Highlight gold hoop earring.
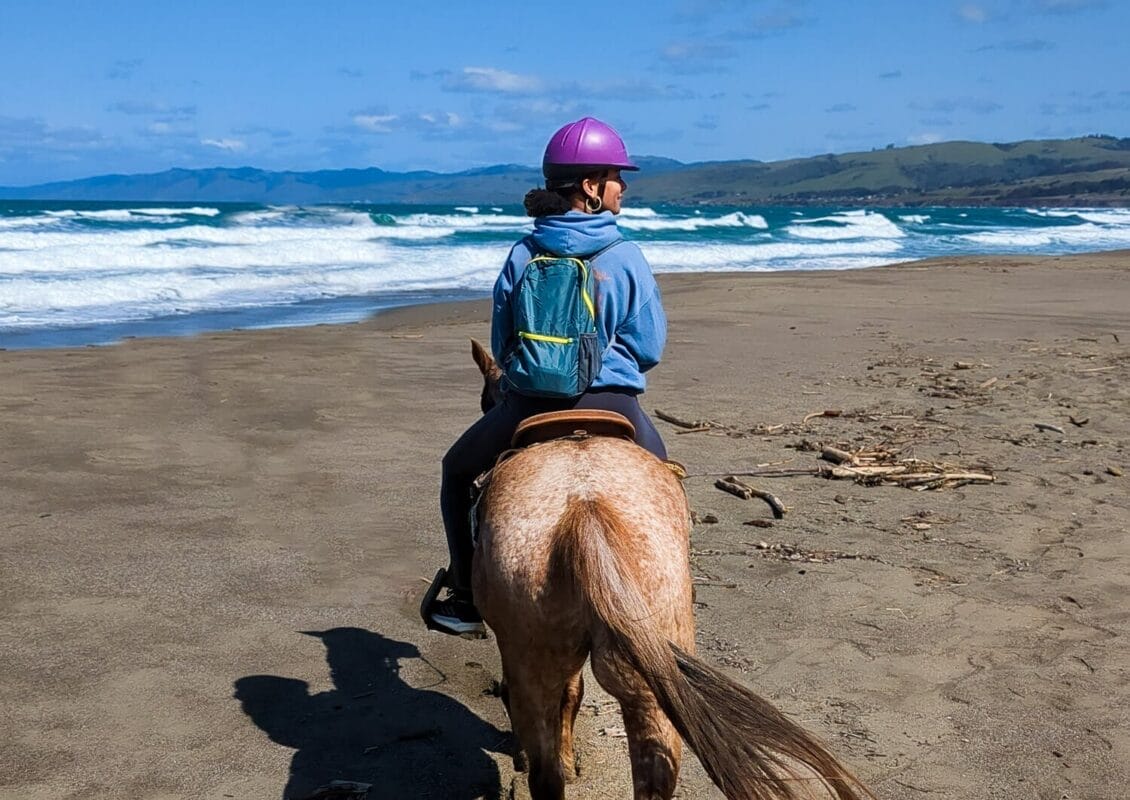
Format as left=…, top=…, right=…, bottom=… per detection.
left=585, top=195, right=603, bottom=213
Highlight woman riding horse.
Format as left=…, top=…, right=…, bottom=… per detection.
left=426, top=117, right=669, bottom=636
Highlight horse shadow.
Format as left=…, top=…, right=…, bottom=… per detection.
left=234, top=627, right=508, bottom=799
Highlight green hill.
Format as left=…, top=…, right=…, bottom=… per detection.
left=2, top=135, right=1127, bottom=206
left=631, top=136, right=1130, bottom=206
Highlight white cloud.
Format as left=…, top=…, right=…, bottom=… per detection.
left=502, top=99, right=580, bottom=117
left=0, top=115, right=105, bottom=152
left=353, top=113, right=399, bottom=133
left=958, top=3, right=988, bottom=22
left=201, top=137, right=246, bottom=151
left=908, top=132, right=945, bottom=145
left=661, top=40, right=735, bottom=62
left=109, top=101, right=196, bottom=119
left=445, top=67, right=543, bottom=94
left=416, top=112, right=463, bottom=129
left=107, top=58, right=143, bottom=80
left=910, top=97, right=1003, bottom=114
left=1037, top=0, right=1105, bottom=14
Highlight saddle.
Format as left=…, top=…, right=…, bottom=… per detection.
left=420, top=410, right=638, bottom=637
left=510, top=409, right=636, bottom=449
left=421, top=409, right=688, bottom=635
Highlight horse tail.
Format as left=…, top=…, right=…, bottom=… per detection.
left=555, top=496, right=874, bottom=800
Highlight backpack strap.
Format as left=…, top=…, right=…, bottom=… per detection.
left=586, top=238, right=624, bottom=261
left=523, top=236, right=624, bottom=261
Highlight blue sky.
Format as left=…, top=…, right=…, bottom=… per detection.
left=1, top=0, right=1126, bottom=185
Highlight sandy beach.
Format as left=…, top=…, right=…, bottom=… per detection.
left=2, top=250, right=1128, bottom=800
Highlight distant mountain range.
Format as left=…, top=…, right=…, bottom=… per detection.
left=3, top=136, right=1128, bottom=206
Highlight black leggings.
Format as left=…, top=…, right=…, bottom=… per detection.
left=440, top=389, right=667, bottom=593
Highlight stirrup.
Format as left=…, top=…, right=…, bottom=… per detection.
left=420, top=568, right=488, bottom=639
left=420, top=568, right=449, bottom=631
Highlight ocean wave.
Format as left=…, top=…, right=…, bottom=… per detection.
left=0, top=243, right=505, bottom=328
left=618, top=211, right=768, bottom=232
left=396, top=211, right=531, bottom=229
left=960, top=223, right=1130, bottom=248
left=787, top=210, right=905, bottom=240
left=3, top=201, right=1125, bottom=339
left=1074, top=210, right=1130, bottom=225
left=0, top=215, right=64, bottom=229
left=42, top=207, right=219, bottom=223
left=0, top=223, right=397, bottom=272
left=228, top=208, right=293, bottom=225
left=132, top=207, right=221, bottom=217
left=45, top=209, right=181, bottom=223
left=1028, top=208, right=1130, bottom=225
left=643, top=238, right=903, bottom=271
left=618, top=207, right=662, bottom=219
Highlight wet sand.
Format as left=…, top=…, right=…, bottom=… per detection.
left=2, top=250, right=1128, bottom=799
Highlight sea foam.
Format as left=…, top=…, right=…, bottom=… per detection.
left=787, top=210, right=905, bottom=240
left=3, top=201, right=1127, bottom=344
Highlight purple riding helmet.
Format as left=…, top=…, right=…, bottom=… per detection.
left=542, top=117, right=639, bottom=185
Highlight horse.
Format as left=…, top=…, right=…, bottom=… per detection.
left=466, top=340, right=874, bottom=800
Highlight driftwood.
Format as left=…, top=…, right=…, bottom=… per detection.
left=654, top=409, right=718, bottom=429
left=714, top=476, right=787, bottom=518
left=819, top=463, right=994, bottom=490
left=820, top=446, right=857, bottom=465
left=655, top=407, right=882, bottom=439
left=688, top=468, right=817, bottom=479
left=1034, top=422, right=1066, bottom=435
left=747, top=540, right=883, bottom=565
left=802, top=409, right=843, bottom=425
left=698, top=445, right=995, bottom=493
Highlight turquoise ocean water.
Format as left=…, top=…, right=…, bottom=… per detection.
left=1, top=201, right=1128, bottom=349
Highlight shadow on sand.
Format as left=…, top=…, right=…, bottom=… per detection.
left=235, top=627, right=507, bottom=799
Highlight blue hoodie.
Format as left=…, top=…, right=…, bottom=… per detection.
left=491, top=211, right=666, bottom=393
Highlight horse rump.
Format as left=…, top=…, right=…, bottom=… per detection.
left=556, top=496, right=874, bottom=800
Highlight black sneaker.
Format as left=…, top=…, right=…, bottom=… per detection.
left=427, top=593, right=487, bottom=638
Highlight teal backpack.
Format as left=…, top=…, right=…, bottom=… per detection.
left=502, top=238, right=622, bottom=398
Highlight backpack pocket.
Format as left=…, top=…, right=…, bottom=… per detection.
left=507, top=331, right=589, bottom=398
left=578, top=332, right=602, bottom=393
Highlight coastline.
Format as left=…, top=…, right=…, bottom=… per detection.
left=2, top=250, right=1128, bottom=799
left=6, top=201, right=1130, bottom=352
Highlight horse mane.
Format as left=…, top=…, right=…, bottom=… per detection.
left=553, top=495, right=874, bottom=800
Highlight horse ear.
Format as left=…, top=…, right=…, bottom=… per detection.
left=470, top=338, right=495, bottom=376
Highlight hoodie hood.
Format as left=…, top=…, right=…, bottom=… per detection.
left=531, top=211, right=621, bottom=257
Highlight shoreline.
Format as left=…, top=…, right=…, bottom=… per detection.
left=2, top=249, right=1128, bottom=798
left=5, top=248, right=1129, bottom=353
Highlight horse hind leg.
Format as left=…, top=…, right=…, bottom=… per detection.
left=497, top=675, right=529, bottom=773
left=498, top=667, right=581, bottom=778
left=559, top=670, right=584, bottom=781
left=620, top=696, right=682, bottom=800
left=506, top=677, right=567, bottom=800
left=592, top=650, right=682, bottom=800
left=499, top=645, right=586, bottom=800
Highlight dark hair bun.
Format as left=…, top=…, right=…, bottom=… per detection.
left=523, top=188, right=572, bottom=218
